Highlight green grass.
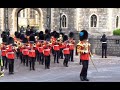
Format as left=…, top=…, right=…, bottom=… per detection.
left=113, top=29, right=120, bottom=36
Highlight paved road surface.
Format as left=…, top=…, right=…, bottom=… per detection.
left=0, top=54, right=120, bottom=82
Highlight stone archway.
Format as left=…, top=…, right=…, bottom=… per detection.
left=11, top=8, right=44, bottom=35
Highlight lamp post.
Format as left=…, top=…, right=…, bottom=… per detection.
left=4, top=8, right=9, bottom=32
left=59, top=9, right=62, bottom=33
left=47, top=8, right=51, bottom=32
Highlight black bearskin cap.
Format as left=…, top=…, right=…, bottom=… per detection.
left=39, top=31, right=44, bottom=35
left=22, top=37, right=28, bottom=43
left=14, top=31, right=19, bottom=38
left=79, top=30, right=88, bottom=41
left=45, top=29, right=49, bottom=34
left=29, top=34, right=35, bottom=42
left=8, top=37, right=14, bottom=45
left=2, top=35, right=8, bottom=43
left=16, top=33, right=21, bottom=39
left=39, top=34, right=44, bottom=40
left=54, top=32, right=59, bottom=38
left=63, top=35, right=68, bottom=42
left=69, top=32, right=74, bottom=38
left=20, top=34, right=25, bottom=40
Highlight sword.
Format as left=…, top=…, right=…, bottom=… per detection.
left=90, top=57, right=98, bottom=72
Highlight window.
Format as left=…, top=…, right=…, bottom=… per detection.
left=116, top=16, right=119, bottom=28
left=18, top=12, right=20, bottom=17
left=23, top=9, right=25, bottom=17
left=91, top=14, right=97, bottom=27
left=30, top=9, right=35, bottom=19
left=61, top=15, right=67, bottom=28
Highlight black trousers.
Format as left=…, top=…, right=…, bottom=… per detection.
left=2, top=56, right=8, bottom=69
left=20, top=52, right=23, bottom=63
left=69, top=50, right=74, bottom=61
left=16, top=48, right=20, bottom=59
left=44, top=55, right=50, bottom=69
left=59, top=48, right=63, bottom=59
left=52, top=48, right=54, bottom=56
left=54, top=50, right=59, bottom=63
left=8, top=59, right=14, bottom=73
left=23, top=55, right=28, bottom=66
left=29, top=57, right=35, bottom=70
left=63, top=54, right=69, bottom=67
left=36, top=50, right=39, bottom=62
left=39, top=53, right=44, bottom=64
left=102, top=43, right=107, bottom=58
left=80, top=60, right=89, bottom=79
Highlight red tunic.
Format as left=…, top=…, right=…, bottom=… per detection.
left=68, top=43, right=74, bottom=50
left=43, top=49, right=50, bottom=56
left=77, top=41, right=90, bottom=61
left=63, top=48, right=70, bottom=55
left=6, top=52, right=15, bottom=59
left=22, top=49, right=29, bottom=55
left=1, top=49, right=7, bottom=56
left=53, top=45, right=60, bottom=51
left=38, top=47, right=44, bottom=53
left=28, top=49, right=36, bottom=57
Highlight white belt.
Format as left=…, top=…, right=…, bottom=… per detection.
left=102, top=42, right=107, bottom=43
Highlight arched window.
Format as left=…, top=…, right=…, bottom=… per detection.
left=30, top=9, right=35, bottom=19
left=116, top=16, right=119, bottom=28
left=23, top=9, right=25, bottom=17
left=61, top=15, right=67, bottom=28
left=91, top=14, right=97, bottom=27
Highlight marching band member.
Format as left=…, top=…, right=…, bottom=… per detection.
left=53, top=40, right=60, bottom=63
left=76, top=30, right=91, bottom=81
left=6, top=44, right=15, bottom=74
left=58, top=33, right=64, bottom=59
left=28, top=34, right=36, bottom=70
left=37, top=41, right=44, bottom=65
left=68, top=32, right=75, bottom=62
left=1, top=43, right=7, bottom=69
left=43, top=42, right=51, bottom=69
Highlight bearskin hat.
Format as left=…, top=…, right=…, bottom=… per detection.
left=79, top=30, right=88, bottom=41
left=69, top=32, right=74, bottom=38
left=14, top=31, right=19, bottom=38
left=16, top=33, right=21, bottom=39
left=63, top=35, right=68, bottom=42
left=2, top=35, right=8, bottom=43
left=20, top=34, right=25, bottom=40
left=54, top=32, right=59, bottom=39
left=22, top=37, right=28, bottom=43
left=45, top=29, right=49, bottom=34
left=8, top=37, right=14, bottom=45
left=29, top=34, right=35, bottom=42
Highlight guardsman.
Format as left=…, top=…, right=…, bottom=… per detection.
left=68, top=32, right=75, bottom=62
left=37, top=40, right=44, bottom=65
left=28, top=42, right=36, bottom=71
left=6, top=44, right=15, bottom=74
left=53, top=41, right=60, bottom=63
left=0, top=44, right=4, bottom=77
left=76, top=30, right=91, bottom=81
left=1, top=43, right=7, bottom=69
left=58, top=33, right=64, bottom=59
left=43, top=41, right=51, bottom=69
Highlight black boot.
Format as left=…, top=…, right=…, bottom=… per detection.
left=83, top=77, right=89, bottom=81
left=80, top=76, right=84, bottom=81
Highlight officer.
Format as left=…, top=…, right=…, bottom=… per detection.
left=100, top=34, right=107, bottom=58
left=76, top=30, right=91, bottom=81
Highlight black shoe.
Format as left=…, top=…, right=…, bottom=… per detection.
left=45, top=66, right=47, bottom=69
left=57, top=62, right=59, bottom=63
left=33, top=68, right=35, bottom=71
left=47, top=67, right=50, bottom=69
left=66, top=65, right=68, bottom=67
left=84, top=77, right=89, bottom=81
left=80, top=76, right=84, bottom=81
left=105, top=57, right=107, bottom=58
